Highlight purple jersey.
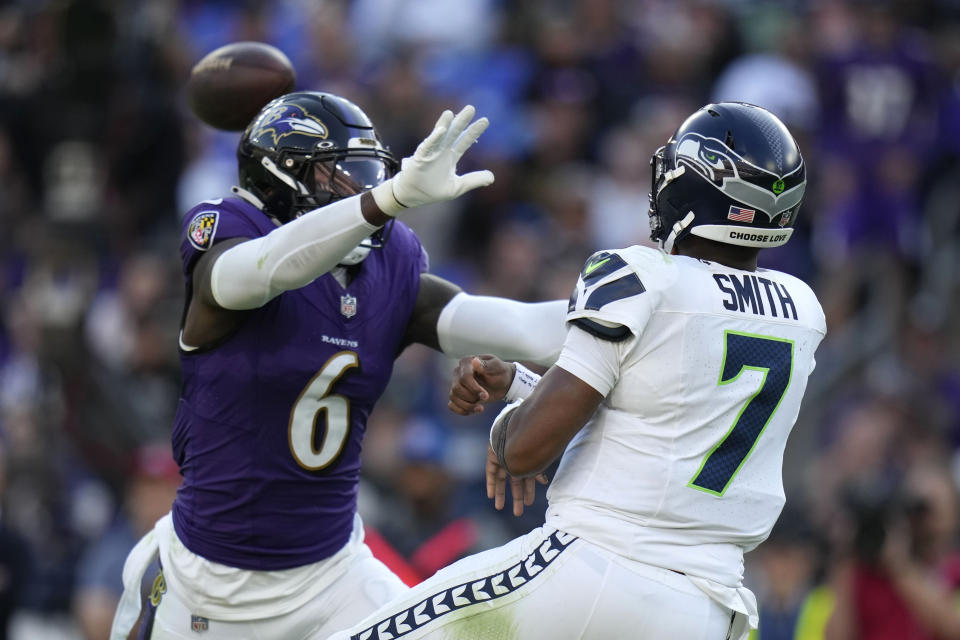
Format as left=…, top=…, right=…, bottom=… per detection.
left=171, top=197, right=427, bottom=570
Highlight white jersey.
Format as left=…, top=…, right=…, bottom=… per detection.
left=546, top=245, right=825, bottom=589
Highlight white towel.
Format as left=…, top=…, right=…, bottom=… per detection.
left=109, top=524, right=160, bottom=640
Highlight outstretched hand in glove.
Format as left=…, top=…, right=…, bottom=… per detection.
left=371, top=105, right=494, bottom=216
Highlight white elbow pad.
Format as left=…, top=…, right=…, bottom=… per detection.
left=436, top=293, right=567, bottom=366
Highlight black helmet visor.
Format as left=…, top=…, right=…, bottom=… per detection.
left=309, top=156, right=392, bottom=200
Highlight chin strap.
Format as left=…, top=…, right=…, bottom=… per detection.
left=231, top=185, right=266, bottom=210
left=651, top=163, right=688, bottom=250
left=661, top=211, right=696, bottom=254
left=338, top=244, right=371, bottom=266
left=657, top=165, right=686, bottom=196
left=261, top=156, right=311, bottom=195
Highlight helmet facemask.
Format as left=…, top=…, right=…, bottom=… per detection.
left=253, top=146, right=397, bottom=266
left=264, top=147, right=396, bottom=221
left=308, top=150, right=396, bottom=266
left=647, top=145, right=666, bottom=244
left=648, top=141, right=695, bottom=253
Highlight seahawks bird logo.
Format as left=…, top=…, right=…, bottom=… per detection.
left=675, top=132, right=804, bottom=221
left=249, top=104, right=329, bottom=147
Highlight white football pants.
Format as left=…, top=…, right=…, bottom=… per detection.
left=111, top=518, right=407, bottom=640
left=325, top=525, right=747, bottom=640
left=147, top=550, right=406, bottom=640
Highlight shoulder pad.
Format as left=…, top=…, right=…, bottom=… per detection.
left=567, top=246, right=672, bottom=339
left=179, top=198, right=268, bottom=276
left=181, top=198, right=268, bottom=249
left=570, top=317, right=632, bottom=342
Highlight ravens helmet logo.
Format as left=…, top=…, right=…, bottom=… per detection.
left=249, top=104, right=329, bottom=147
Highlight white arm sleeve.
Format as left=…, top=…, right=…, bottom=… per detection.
left=436, top=293, right=568, bottom=366
left=209, top=195, right=378, bottom=310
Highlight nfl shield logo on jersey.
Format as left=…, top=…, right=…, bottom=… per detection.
left=340, top=294, right=357, bottom=318
left=190, top=615, right=209, bottom=633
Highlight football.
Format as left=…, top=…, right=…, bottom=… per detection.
left=187, top=41, right=296, bottom=131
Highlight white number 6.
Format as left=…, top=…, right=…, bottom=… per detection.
left=288, top=351, right=359, bottom=471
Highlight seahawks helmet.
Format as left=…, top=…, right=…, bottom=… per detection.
left=236, top=91, right=398, bottom=263
left=648, top=102, right=805, bottom=253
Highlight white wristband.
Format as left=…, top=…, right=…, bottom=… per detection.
left=504, top=363, right=540, bottom=403
left=370, top=179, right=406, bottom=217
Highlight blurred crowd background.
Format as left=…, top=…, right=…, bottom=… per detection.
left=0, top=0, right=959, bottom=638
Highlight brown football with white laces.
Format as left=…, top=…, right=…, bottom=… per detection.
left=187, top=41, right=296, bottom=131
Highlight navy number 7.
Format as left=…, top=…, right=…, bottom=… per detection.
left=689, top=331, right=794, bottom=496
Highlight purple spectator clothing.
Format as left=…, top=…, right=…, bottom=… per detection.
left=813, top=32, right=936, bottom=255
left=815, top=32, right=937, bottom=151
left=171, top=197, right=427, bottom=570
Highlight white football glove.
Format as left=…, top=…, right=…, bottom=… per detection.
left=371, top=105, right=495, bottom=216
